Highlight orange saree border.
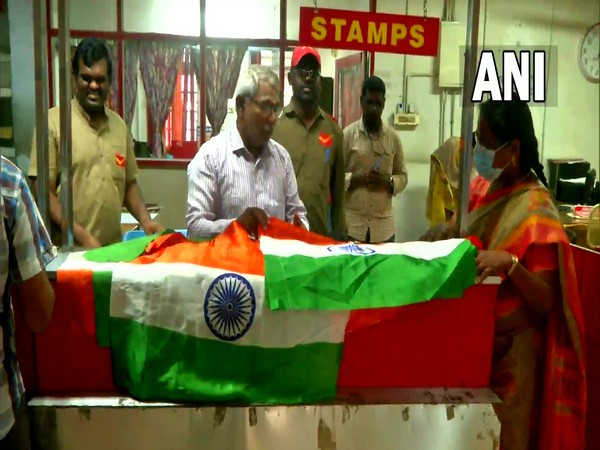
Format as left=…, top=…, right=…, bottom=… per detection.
left=469, top=177, right=587, bottom=450
left=537, top=241, right=587, bottom=450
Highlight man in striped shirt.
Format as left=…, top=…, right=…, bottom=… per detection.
left=1, top=157, right=56, bottom=448
left=186, top=66, right=308, bottom=240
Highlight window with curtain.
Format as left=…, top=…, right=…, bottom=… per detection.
left=163, top=47, right=199, bottom=157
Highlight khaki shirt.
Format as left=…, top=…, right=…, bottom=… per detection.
left=343, top=119, right=407, bottom=243
left=29, top=99, right=139, bottom=246
left=272, top=104, right=345, bottom=239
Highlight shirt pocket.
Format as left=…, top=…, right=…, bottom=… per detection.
left=69, top=133, right=96, bottom=173
left=109, top=145, right=127, bottom=189
left=265, top=179, right=286, bottom=216
left=319, top=146, right=333, bottom=189
left=347, top=145, right=362, bottom=167
left=262, top=159, right=287, bottom=213
left=372, top=142, right=394, bottom=175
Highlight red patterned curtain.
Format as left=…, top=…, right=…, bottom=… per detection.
left=105, top=41, right=119, bottom=113
left=139, top=41, right=183, bottom=157
left=123, top=40, right=139, bottom=128
left=192, top=45, right=246, bottom=136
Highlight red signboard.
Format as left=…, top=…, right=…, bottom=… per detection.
left=299, top=7, right=440, bottom=57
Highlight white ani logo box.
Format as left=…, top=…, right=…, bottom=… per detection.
left=471, top=50, right=547, bottom=102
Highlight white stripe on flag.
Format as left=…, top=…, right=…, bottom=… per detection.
left=109, top=263, right=349, bottom=349
left=260, top=236, right=469, bottom=260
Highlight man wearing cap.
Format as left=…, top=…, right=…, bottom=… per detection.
left=272, top=47, right=346, bottom=240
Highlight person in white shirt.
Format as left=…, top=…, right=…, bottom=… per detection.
left=186, top=65, right=308, bottom=240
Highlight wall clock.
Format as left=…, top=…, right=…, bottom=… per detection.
left=579, top=22, right=599, bottom=83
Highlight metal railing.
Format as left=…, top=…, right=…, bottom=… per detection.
left=32, top=0, right=49, bottom=229
left=57, top=0, right=74, bottom=250
left=33, top=0, right=73, bottom=250
left=456, top=0, right=482, bottom=236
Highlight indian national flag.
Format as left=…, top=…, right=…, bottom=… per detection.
left=261, top=235, right=476, bottom=311
left=57, top=218, right=477, bottom=405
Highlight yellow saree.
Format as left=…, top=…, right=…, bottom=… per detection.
left=426, top=136, right=477, bottom=227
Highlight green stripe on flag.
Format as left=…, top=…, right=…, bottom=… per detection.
left=83, top=230, right=212, bottom=263
left=265, top=240, right=477, bottom=310
left=84, top=234, right=160, bottom=263
left=109, top=318, right=343, bottom=404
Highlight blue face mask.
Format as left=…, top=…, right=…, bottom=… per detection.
left=473, top=142, right=507, bottom=181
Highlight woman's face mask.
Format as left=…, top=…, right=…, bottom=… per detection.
left=473, top=141, right=508, bottom=181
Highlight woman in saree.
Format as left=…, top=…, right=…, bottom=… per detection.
left=423, top=98, right=586, bottom=450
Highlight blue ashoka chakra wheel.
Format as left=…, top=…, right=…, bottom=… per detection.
left=204, top=273, right=256, bottom=342
left=327, top=242, right=376, bottom=255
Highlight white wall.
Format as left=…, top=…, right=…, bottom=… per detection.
left=50, top=0, right=117, bottom=31
left=124, top=0, right=200, bottom=36
left=7, top=0, right=36, bottom=168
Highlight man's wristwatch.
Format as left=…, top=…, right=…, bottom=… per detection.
left=389, top=176, right=394, bottom=193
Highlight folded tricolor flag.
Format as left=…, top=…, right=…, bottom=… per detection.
left=57, top=218, right=477, bottom=405
left=262, top=235, right=477, bottom=311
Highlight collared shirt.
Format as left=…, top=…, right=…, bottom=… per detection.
left=0, top=157, right=56, bottom=440
left=28, top=99, right=139, bottom=246
left=271, top=104, right=345, bottom=239
left=343, top=119, right=408, bottom=243
left=186, top=127, right=309, bottom=240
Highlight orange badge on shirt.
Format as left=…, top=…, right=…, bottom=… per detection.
left=318, top=132, right=333, bottom=147
left=115, top=152, right=126, bottom=168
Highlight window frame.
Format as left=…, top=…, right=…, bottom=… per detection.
left=45, top=0, right=377, bottom=167
left=163, top=47, right=199, bottom=153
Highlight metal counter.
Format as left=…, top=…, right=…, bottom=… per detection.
left=28, top=388, right=500, bottom=450
left=45, top=250, right=81, bottom=280
left=38, top=252, right=502, bottom=449
left=41, top=230, right=502, bottom=449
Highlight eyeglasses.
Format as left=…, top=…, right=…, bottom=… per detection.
left=248, top=98, right=282, bottom=117
left=293, top=68, right=321, bottom=80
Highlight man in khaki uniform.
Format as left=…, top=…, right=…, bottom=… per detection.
left=344, top=76, right=407, bottom=244
left=29, top=37, right=161, bottom=248
left=271, top=47, right=345, bottom=240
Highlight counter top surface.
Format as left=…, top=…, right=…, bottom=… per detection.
left=29, top=388, right=500, bottom=408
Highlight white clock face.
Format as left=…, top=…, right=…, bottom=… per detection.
left=579, top=23, right=600, bottom=82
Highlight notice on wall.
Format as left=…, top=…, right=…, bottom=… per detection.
left=299, top=8, right=440, bottom=57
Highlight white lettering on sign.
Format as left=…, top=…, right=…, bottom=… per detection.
left=471, top=50, right=546, bottom=102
